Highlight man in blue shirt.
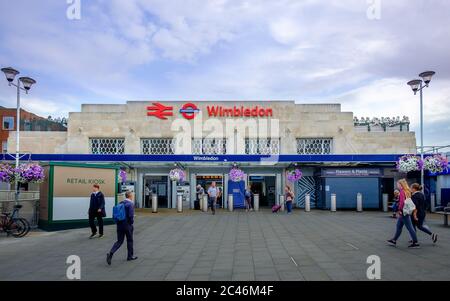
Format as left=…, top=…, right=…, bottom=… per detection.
left=107, top=191, right=137, bottom=265
left=207, top=182, right=218, bottom=215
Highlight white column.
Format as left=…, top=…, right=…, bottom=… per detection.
left=330, top=193, right=337, bottom=212
left=382, top=194, right=389, bottom=212
left=228, top=194, right=234, bottom=212
left=357, top=193, right=363, bottom=212
left=305, top=193, right=311, bottom=212
left=254, top=194, right=260, bottom=211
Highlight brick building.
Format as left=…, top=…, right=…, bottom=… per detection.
left=0, top=106, right=66, bottom=153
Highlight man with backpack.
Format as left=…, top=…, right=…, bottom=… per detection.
left=88, top=184, right=106, bottom=239
left=107, top=190, right=137, bottom=265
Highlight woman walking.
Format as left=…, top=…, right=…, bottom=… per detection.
left=387, top=179, right=420, bottom=248
left=411, top=183, right=438, bottom=243
left=245, top=185, right=253, bottom=212
left=285, top=185, right=294, bottom=214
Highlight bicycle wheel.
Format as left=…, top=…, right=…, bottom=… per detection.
left=17, top=218, right=31, bottom=237
left=10, top=218, right=28, bottom=238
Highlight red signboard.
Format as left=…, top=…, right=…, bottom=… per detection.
left=147, top=103, right=173, bottom=120
left=147, top=102, right=273, bottom=120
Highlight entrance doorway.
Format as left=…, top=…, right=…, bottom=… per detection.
left=248, top=175, right=276, bottom=207
left=196, top=175, right=224, bottom=208
left=381, top=177, right=395, bottom=207
left=143, top=175, right=169, bottom=208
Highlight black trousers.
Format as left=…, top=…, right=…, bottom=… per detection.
left=89, top=212, right=104, bottom=235
left=145, top=195, right=150, bottom=208
left=110, top=224, right=134, bottom=259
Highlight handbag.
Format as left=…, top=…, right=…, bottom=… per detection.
left=402, top=198, right=416, bottom=216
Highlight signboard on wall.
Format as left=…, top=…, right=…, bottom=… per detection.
left=51, top=165, right=117, bottom=221
left=321, top=168, right=383, bottom=177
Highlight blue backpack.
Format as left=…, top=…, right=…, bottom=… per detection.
left=112, top=202, right=126, bottom=223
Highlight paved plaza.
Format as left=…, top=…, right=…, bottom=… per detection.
left=0, top=209, right=449, bottom=281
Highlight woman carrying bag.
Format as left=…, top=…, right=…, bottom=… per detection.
left=387, top=179, right=420, bottom=248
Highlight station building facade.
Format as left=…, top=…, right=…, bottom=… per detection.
left=6, top=101, right=417, bottom=210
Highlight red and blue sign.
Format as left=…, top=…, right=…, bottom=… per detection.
left=179, top=103, right=200, bottom=120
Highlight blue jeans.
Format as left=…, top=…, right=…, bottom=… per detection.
left=393, top=215, right=418, bottom=243
left=286, top=201, right=293, bottom=213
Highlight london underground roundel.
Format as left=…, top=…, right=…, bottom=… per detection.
left=179, top=103, right=200, bottom=120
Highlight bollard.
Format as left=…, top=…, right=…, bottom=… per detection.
left=152, top=194, right=158, bottom=213
left=253, top=194, right=259, bottom=211
left=199, top=195, right=203, bottom=211
left=177, top=194, right=183, bottom=213
left=305, top=193, right=311, bottom=212
left=382, top=193, right=388, bottom=212
left=202, top=195, right=208, bottom=212
left=431, top=193, right=436, bottom=213
left=279, top=195, right=285, bottom=212
left=228, top=194, right=234, bottom=212
left=330, top=193, right=337, bottom=212
left=356, top=193, right=363, bottom=212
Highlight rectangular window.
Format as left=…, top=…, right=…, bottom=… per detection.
left=192, top=138, right=227, bottom=155
left=2, top=116, right=14, bottom=130
left=296, top=138, right=333, bottom=154
left=2, top=141, right=7, bottom=153
left=89, top=138, right=125, bottom=154
left=245, top=138, right=280, bottom=155
left=141, top=138, right=174, bottom=155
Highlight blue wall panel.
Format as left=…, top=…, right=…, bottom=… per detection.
left=323, top=178, right=380, bottom=209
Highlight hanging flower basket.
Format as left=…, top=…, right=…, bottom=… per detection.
left=229, top=168, right=246, bottom=182
left=396, top=155, right=423, bottom=173
left=424, top=154, right=449, bottom=173
left=286, top=168, right=303, bottom=183
left=118, top=169, right=127, bottom=183
left=0, top=163, right=17, bottom=183
left=169, top=168, right=186, bottom=182
left=17, top=163, right=45, bottom=183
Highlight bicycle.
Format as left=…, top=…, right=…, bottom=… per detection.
left=0, top=204, right=31, bottom=238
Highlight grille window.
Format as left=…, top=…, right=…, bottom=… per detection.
left=296, top=138, right=332, bottom=154
left=141, top=138, right=174, bottom=155
left=245, top=138, right=280, bottom=155
left=89, top=138, right=125, bottom=154
left=192, top=138, right=227, bottom=155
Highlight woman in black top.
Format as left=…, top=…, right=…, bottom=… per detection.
left=411, top=183, right=438, bottom=244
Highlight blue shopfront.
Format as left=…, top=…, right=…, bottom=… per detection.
left=317, top=168, right=384, bottom=210
left=2, top=153, right=412, bottom=211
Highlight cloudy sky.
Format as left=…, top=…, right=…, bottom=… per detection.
left=0, top=0, right=449, bottom=147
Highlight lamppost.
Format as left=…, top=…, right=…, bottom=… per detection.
left=407, top=71, right=435, bottom=191
left=1, top=67, right=37, bottom=204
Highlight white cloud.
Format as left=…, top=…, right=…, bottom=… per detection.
left=0, top=0, right=449, bottom=145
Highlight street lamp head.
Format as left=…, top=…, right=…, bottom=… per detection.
left=419, top=71, right=435, bottom=85
left=407, top=79, right=422, bottom=95
left=19, top=76, right=36, bottom=91
left=1, top=67, right=20, bottom=83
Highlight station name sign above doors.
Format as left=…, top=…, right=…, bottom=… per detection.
left=321, top=168, right=384, bottom=177
left=147, top=102, right=273, bottom=120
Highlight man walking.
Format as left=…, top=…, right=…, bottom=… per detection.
left=107, top=190, right=137, bottom=265
left=88, top=184, right=106, bottom=239
left=207, top=181, right=218, bottom=215
left=144, top=183, right=151, bottom=208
